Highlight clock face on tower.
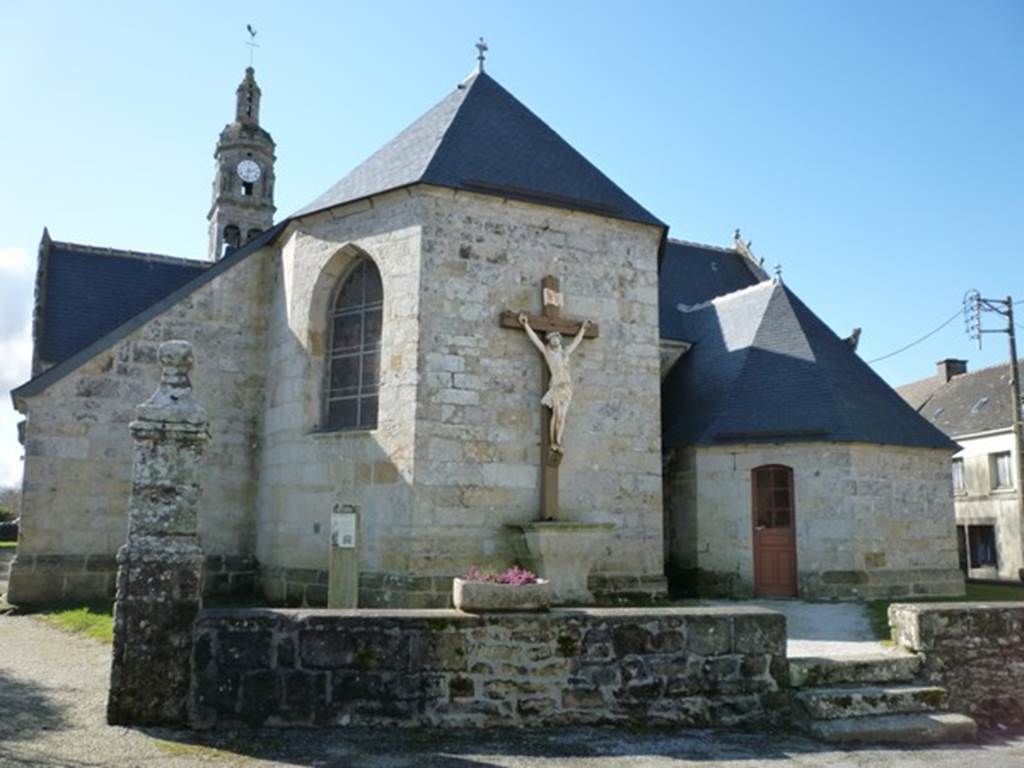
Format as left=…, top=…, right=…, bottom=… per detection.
left=236, top=159, right=262, bottom=183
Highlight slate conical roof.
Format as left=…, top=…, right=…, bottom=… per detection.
left=661, top=279, right=957, bottom=450
left=296, top=72, right=664, bottom=228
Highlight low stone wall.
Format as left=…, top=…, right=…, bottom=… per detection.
left=191, top=606, right=787, bottom=728
left=889, top=602, right=1024, bottom=727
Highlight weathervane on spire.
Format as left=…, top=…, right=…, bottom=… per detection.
left=475, top=37, right=488, bottom=73
left=246, top=24, right=259, bottom=67
left=773, top=262, right=783, bottom=281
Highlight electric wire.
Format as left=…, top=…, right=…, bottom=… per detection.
left=867, top=307, right=964, bottom=364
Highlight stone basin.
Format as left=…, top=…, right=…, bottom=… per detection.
left=507, top=521, right=615, bottom=605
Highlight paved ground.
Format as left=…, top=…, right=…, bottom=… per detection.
left=707, top=599, right=889, bottom=658
left=2, top=614, right=1024, bottom=767
left=740, top=600, right=891, bottom=658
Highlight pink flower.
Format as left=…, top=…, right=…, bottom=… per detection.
left=463, top=565, right=538, bottom=585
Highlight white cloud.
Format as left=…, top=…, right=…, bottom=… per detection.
left=0, top=246, right=35, bottom=488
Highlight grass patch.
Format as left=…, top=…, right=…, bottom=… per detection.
left=34, top=601, right=114, bottom=643
left=0, top=541, right=17, bottom=548
left=153, top=739, right=248, bottom=763
left=867, top=581, right=1024, bottom=640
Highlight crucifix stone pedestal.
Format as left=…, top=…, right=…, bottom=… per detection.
left=501, top=275, right=614, bottom=605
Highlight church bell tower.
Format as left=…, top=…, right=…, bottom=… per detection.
left=207, top=67, right=276, bottom=261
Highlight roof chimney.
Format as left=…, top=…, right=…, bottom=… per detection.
left=937, top=358, right=968, bottom=382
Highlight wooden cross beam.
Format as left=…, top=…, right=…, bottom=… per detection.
left=500, top=275, right=599, bottom=521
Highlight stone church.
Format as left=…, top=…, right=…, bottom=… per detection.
left=7, top=59, right=964, bottom=606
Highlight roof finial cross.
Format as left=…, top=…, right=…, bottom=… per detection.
left=245, top=24, right=259, bottom=68
left=773, top=262, right=783, bottom=281
left=475, top=37, right=488, bottom=73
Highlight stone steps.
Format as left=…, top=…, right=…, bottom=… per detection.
left=789, top=651, right=920, bottom=688
left=795, top=684, right=947, bottom=720
left=806, top=712, right=977, bottom=745
left=790, top=652, right=976, bottom=745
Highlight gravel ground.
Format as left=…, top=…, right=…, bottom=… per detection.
left=2, top=613, right=1024, bottom=768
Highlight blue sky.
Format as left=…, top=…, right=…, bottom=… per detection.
left=0, top=1, right=1021, bottom=486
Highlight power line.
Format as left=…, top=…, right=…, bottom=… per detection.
left=867, top=307, right=963, bottom=364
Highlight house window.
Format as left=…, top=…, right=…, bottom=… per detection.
left=324, top=258, right=382, bottom=431
left=951, top=458, right=965, bottom=494
left=991, top=451, right=1014, bottom=490
left=967, top=524, right=998, bottom=568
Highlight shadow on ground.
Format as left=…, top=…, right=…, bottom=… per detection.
left=139, top=723, right=1018, bottom=767
left=0, top=668, right=93, bottom=768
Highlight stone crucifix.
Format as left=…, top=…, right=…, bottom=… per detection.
left=500, top=275, right=599, bottom=520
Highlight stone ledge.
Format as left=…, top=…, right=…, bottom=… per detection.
left=199, top=604, right=784, bottom=622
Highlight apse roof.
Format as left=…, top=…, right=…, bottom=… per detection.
left=296, top=72, right=664, bottom=228
left=661, top=279, right=957, bottom=450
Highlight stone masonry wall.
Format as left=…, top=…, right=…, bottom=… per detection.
left=191, top=606, right=787, bottom=728
left=8, top=248, right=273, bottom=604
left=255, top=187, right=666, bottom=607
left=254, top=192, right=423, bottom=606
left=412, top=188, right=666, bottom=598
left=889, top=602, right=1024, bottom=727
left=664, top=442, right=963, bottom=599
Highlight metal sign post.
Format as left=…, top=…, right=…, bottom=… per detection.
left=328, top=504, right=359, bottom=608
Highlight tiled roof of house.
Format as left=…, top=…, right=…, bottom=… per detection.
left=296, top=72, right=665, bottom=229
left=897, top=361, right=1023, bottom=437
left=37, top=238, right=209, bottom=367
left=895, top=375, right=946, bottom=412
left=661, top=279, right=957, bottom=450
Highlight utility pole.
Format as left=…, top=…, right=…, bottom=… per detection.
left=968, top=292, right=1024, bottom=556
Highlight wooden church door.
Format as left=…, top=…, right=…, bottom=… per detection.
left=752, top=465, right=797, bottom=597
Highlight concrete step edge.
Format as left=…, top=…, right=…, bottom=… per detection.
left=807, top=711, right=977, bottom=745
left=796, top=684, right=949, bottom=720
left=788, top=652, right=922, bottom=687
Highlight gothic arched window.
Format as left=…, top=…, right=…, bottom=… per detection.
left=325, top=258, right=382, bottom=431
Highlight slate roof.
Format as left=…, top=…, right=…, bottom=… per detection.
left=897, top=362, right=1023, bottom=437
left=38, top=239, right=209, bottom=367
left=12, top=222, right=287, bottom=404
left=661, top=279, right=957, bottom=450
left=659, top=239, right=764, bottom=338
left=296, top=72, right=664, bottom=228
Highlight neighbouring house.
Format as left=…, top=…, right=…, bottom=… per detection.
left=898, top=358, right=1024, bottom=582
left=6, top=58, right=965, bottom=606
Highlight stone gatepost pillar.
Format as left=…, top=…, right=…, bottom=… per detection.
left=107, top=340, right=210, bottom=725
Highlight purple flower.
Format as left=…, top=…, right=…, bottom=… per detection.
left=463, top=565, right=538, bottom=585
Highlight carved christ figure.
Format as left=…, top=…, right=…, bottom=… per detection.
left=518, top=313, right=591, bottom=454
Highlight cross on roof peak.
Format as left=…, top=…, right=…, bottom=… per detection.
left=475, top=37, right=488, bottom=73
